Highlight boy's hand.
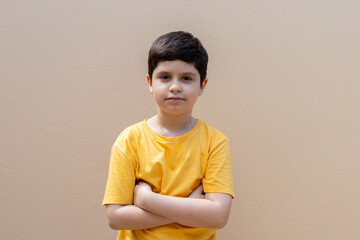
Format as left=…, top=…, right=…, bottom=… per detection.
left=134, top=181, right=152, bottom=208
left=188, top=184, right=205, bottom=199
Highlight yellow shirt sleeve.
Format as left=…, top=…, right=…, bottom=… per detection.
left=102, top=143, right=136, bottom=205
left=202, top=133, right=235, bottom=198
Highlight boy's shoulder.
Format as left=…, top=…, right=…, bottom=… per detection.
left=113, top=120, right=146, bottom=147
left=120, top=120, right=146, bottom=135
left=199, top=120, right=229, bottom=142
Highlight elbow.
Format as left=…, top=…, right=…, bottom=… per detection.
left=107, top=216, right=129, bottom=230
left=108, top=223, right=124, bottom=230
left=107, top=216, right=122, bottom=230
left=106, top=205, right=129, bottom=230
left=203, top=192, right=232, bottom=229
left=210, top=214, right=229, bottom=229
left=210, top=206, right=231, bottom=229
left=108, top=221, right=119, bottom=230
left=216, top=217, right=229, bottom=229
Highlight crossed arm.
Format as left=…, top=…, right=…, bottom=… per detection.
left=106, top=182, right=232, bottom=230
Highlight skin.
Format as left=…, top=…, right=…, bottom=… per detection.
left=133, top=182, right=232, bottom=229
left=106, top=184, right=206, bottom=230
left=106, top=60, right=232, bottom=230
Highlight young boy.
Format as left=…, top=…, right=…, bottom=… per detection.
left=103, top=31, right=235, bottom=240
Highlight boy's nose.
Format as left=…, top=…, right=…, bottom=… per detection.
left=169, top=80, right=182, bottom=93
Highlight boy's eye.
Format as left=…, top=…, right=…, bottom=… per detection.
left=161, top=75, right=169, bottom=80
left=183, top=76, right=192, bottom=81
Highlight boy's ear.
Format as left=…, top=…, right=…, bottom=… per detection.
left=146, top=74, right=153, bottom=93
left=199, top=78, right=208, bottom=96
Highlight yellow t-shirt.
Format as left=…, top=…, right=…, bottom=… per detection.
left=103, top=119, right=235, bottom=240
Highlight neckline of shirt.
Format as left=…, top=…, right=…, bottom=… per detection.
left=143, top=118, right=202, bottom=142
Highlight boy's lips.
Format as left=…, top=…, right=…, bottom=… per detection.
left=166, top=97, right=185, bottom=101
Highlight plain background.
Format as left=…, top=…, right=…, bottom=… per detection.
left=1, top=1, right=360, bottom=239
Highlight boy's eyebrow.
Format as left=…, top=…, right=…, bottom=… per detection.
left=183, top=72, right=197, bottom=76
left=156, top=71, right=197, bottom=76
left=156, top=71, right=170, bottom=75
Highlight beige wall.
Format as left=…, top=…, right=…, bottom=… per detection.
left=1, top=1, right=360, bottom=239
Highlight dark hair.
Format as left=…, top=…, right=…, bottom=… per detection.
left=148, top=31, right=208, bottom=85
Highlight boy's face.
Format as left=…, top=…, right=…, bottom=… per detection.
left=147, top=60, right=207, bottom=117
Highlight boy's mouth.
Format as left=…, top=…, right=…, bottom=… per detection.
left=166, top=97, right=184, bottom=101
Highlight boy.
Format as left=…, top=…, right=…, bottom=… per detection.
left=103, top=31, right=235, bottom=240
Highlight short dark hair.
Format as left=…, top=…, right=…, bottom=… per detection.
left=148, top=31, right=208, bottom=85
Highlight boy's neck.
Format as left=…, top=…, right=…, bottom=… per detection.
left=151, top=112, right=196, bottom=137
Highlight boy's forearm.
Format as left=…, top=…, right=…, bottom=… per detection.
left=135, top=191, right=232, bottom=229
left=106, top=204, right=174, bottom=230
